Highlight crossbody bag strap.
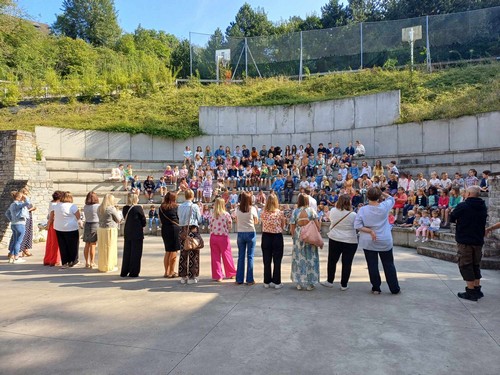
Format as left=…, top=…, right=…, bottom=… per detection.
left=159, top=207, right=180, bottom=226
left=124, top=204, right=136, bottom=225
left=329, top=212, right=351, bottom=231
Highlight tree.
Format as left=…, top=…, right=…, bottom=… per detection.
left=321, top=0, right=349, bottom=28
left=226, top=3, right=274, bottom=38
left=171, top=39, right=191, bottom=78
left=348, top=0, right=385, bottom=22
left=52, top=0, right=121, bottom=47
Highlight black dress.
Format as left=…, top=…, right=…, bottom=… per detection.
left=159, top=206, right=180, bottom=252
left=121, top=205, right=146, bottom=277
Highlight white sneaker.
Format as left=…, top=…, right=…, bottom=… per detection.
left=274, top=283, right=283, bottom=289
left=340, top=285, right=349, bottom=291
left=263, top=283, right=270, bottom=289
left=180, top=277, right=187, bottom=284
left=13, top=258, right=26, bottom=264
left=321, top=281, right=334, bottom=288
left=269, top=282, right=276, bottom=288
left=296, top=285, right=302, bottom=290
left=8, top=257, right=14, bottom=264
left=306, top=285, right=315, bottom=291
left=414, top=237, right=420, bottom=242
left=422, top=238, right=427, bottom=243
left=187, top=278, right=198, bottom=284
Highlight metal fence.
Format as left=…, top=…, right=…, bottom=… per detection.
left=189, top=6, right=500, bottom=80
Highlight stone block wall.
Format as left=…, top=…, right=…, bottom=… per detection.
left=0, top=131, right=52, bottom=248
left=488, top=174, right=500, bottom=241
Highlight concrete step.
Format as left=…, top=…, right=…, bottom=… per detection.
left=71, top=191, right=186, bottom=206
left=426, top=239, right=457, bottom=252
left=45, top=156, right=180, bottom=170
left=48, top=169, right=170, bottom=181
left=51, top=180, right=178, bottom=193
left=417, top=246, right=500, bottom=270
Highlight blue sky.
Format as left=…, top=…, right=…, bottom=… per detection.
left=17, top=0, right=337, bottom=39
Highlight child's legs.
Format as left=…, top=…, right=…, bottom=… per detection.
left=415, top=227, right=423, bottom=237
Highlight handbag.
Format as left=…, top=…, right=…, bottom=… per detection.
left=299, top=209, right=324, bottom=249
left=178, top=204, right=204, bottom=251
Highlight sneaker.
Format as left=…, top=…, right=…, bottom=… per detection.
left=246, top=281, right=256, bottom=286
left=457, top=288, right=478, bottom=302
left=414, top=237, right=420, bottom=242
left=187, top=278, right=198, bottom=284
left=13, top=258, right=26, bottom=264
left=296, top=285, right=302, bottom=290
left=321, top=281, right=334, bottom=288
left=8, top=257, right=14, bottom=264
left=340, top=285, right=349, bottom=291
left=263, top=283, right=270, bottom=289
left=371, top=289, right=381, bottom=295
left=474, top=286, right=484, bottom=299
left=274, top=283, right=283, bottom=289
left=306, top=285, right=315, bottom=291
left=422, top=238, right=427, bottom=243
left=180, top=277, right=187, bottom=284
left=59, top=263, right=69, bottom=269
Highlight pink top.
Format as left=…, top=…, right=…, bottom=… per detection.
left=261, top=210, right=284, bottom=234
left=438, top=196, right=449, bottom=207
left=209, top=212, right=232, bottom=236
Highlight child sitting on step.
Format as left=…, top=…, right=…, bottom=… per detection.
left=415, top=210, right=430, bottom=243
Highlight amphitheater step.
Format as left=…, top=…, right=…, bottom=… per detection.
left=417, top=246, right=500, bottom=269
left=45, top=156, right=179, bottom=171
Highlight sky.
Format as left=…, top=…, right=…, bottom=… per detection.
left=17, top=0, right=335, bottom=40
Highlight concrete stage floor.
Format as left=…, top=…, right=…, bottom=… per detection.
left=1, top=234, right=499, bottom=375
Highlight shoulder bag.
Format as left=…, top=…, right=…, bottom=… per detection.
left=178, top=204, right=204, bottom=251
left=299, top=209, right=324, bottom=249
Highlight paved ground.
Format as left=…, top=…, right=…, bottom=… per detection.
left=1, top=234, right=499, bottom=375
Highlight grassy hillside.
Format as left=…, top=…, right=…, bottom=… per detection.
left=0, top=63, right=498, bottom=139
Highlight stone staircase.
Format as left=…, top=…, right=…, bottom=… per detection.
left=416, top=226, right=500, bottom=270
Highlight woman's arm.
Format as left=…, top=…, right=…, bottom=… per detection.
left=486, top=222, right=500, bottom=235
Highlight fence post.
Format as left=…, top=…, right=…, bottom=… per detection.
left=299, top=31, right=303, bottom=82
left=189, top=32, right=193, bottom=77
left=245, top=37, right=248, bottom=78
left=360, top=22, right=363, bottom=69
left=426, top=16, right=432, bottom=72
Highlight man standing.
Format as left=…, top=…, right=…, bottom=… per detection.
left=450, top=186, right=487, bottom=301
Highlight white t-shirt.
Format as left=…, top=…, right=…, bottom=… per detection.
left=53, top=202, right=79, bottom=232
left=236, top=206, right=258, bottom=232
left=328, top=208, right=358, bottom=244
left=308, top=194, right=317, bottom=212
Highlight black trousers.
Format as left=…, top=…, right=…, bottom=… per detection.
left=261, top=232, right=284, bottom=285
left=363, top=249, right=400, bottom=294
left=121, top=238, right=144, bottom=277
left=55, top=230, right=79, bottom=265
left=284, top=188, right=294, bottom=203
left=327, top=239, right=358, bottom=287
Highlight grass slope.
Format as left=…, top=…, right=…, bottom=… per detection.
left=0, top=63, right=498, bottom=139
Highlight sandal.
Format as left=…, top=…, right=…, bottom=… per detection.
left=22, top=250, right=33, bottom=257
left=169, top=273, right=178, bottom=278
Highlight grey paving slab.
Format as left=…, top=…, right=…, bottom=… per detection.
left=0, top=235, right=499, bottom=375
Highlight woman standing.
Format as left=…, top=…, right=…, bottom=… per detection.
left=290, top=193, right=321, bottom=291
left=354, top=187, right=400, bottom=294
left=83, top=191, right=99, bottom=268
left=178, top=189, right=202, bottom=284
left=6, top=191, right=31, bottom=264
left=97, top=194, right=121, bottom=273
left=53, top=191, right=81, bottom=268
left=209, top=197, right=237, bottom=282
left=121, top=193, right=146, bottom=277
left=322, top=194, right=358, bottom=290
left=159, top=191, right=180, bottom=278
left=260, top=193, right=285, bottom=289
left=43, top=191, right=62, bottom=267
left=235, top=191, right=259, bottom=285
left=18, top=188, right=36, bottom=257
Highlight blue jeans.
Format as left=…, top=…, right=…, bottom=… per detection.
left=236, top=232, right=256, bottom=283
left=9, top=223, right=26, bottom=257
left=363, top=249, right=400, bottom=294
left=148, top=217, right=159, bottom=230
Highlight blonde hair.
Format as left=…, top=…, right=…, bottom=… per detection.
left=11, top=190, right=22, bottom=200
left=265, top=193, right=279, bottom=212
left=184, top=189, right=194, bottom=200
left=213, top=198, right=226, bottom=219
left=126, top=193, right=138, bottom=205
left=98, top=194, right=115, bottom=216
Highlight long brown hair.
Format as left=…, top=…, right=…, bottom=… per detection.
left=297, top=193, right=309, bottom=208
left=85, top=191, right=99, bottom=205
left=335, top=194, right=352, bottom=211
left=161, top=191, right=178, bottom=211
left=239, top=191, right=252, bottom=213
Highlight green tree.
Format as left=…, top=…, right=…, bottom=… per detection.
left=348, top=0, right=385, bottom=22
left=226, top=3, right=274, bottom=37
left=52, top=0, right=121, bottom=47
left=171, top=39, right=191, bottom=78
left=321, top=0, right=349, bottom=28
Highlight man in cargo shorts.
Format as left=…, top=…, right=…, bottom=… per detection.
left=450, top=186, right=487, bottom=301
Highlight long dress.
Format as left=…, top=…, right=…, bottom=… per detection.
left=43, top=223, right=61, bottom=266
left=290, top=207, right=320, bottom=288
left=97, top=207, right=121, bottom=272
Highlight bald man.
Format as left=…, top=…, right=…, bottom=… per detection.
left=450, top=186, right=487, bottom=301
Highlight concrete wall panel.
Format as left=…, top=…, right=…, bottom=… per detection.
left=453, top=152, right=483, bottom=164
left=35, top=126, right=62, bottom=158
left=173, top=139, right=188, bottom=162
left=256, top=106, right=276, bottom=135
left=354, top=94, right=377, bottom=128
left=449, top=116, right=478, bottom=151
left=199, top=106, right=218, bottom=135
left=251, top=134, right=269, bottom=151
left=212, top=135, right=233, bottom=153
left=218, top=107, right=237, bottom=135
left=478, top=112, right=500, bottom=149
left=351, top=128, right=375, bottom=156
left=294, top=104, right=313, bottom=133
left=423, top=120, right=449, bottom=153
left=333, top=98, right=354, bottom=130
left=85, top=130, right=109, bottom=159
left=374, top=126, right=397, bottom=156
left=291, top=133, right=311, bottom=148
left=237, top=107, right=257, bottom=135
left=397, top=122, right=422, bottom=155
left=231, top=135, right=249, bottom=152
left=376, top=90, right=400, bottom=126
left=310, top=132, right=333, bottom=150
left=152, top=137, right=174, bottom=161
left=271, top=134, right=292, bottom=149
left=62, top=129, right=86, bottom=158
left=333, top=130, right=353, bottom=151
left=275, top=105, right=294, bottom=134
left=312, top=101, right=334, bottom=132
left=108, top=133, right=131, bottom=160
left=131, top=134, right=153, bottom=160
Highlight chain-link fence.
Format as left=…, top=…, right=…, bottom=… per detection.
left=189, top=6, right=500, bottom=80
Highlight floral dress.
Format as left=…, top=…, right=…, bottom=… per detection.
left=290, top=207, right=320, bottom=288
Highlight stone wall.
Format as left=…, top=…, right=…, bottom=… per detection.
left=0, top=131, right=52, bottom=248
left=488, top=174, right=500, bottom=241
